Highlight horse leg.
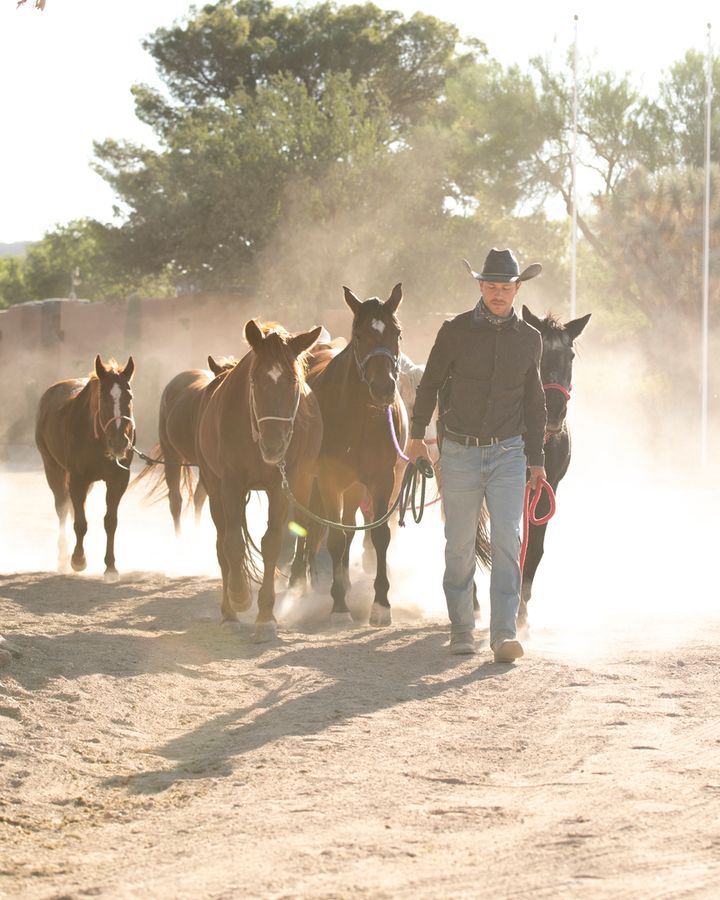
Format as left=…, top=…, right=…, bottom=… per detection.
left=369, top=486, right=393, bottom=627
left=193, top=477, right=208, bottom=529
left=288, top=471, right=315, bottom=590
left=519, top=520, right=549, bottom=632
left=360, top=490, right=375, bottom=573
left=68, top=475, right=91, bottom=572
left=40, top=450, right=71, bottom=572
left=341, top=483, right=365, bottom=593
left=222, top=481, right=253, bottom=614
left=317, top=479, right=352, bottom=622
left=102, top=470, right=129, bottom=582
left=165, top=461, right=183, bottom=538
left=254, top=488, right=288, bottom=642
left=206, top=490, right=234, bottom=622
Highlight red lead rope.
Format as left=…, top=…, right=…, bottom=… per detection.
left=520, top=479, right=556, bottom=578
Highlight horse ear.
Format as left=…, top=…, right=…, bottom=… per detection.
left=122, top=356, right=135, bottom=382
left=289, top=325, right=323, bottom=358
left=245, top=319, right=264, bottom=350
left=522, top=305, right=543, bottom=331
left=208, top=354, right=222, bottom=376
left=343, top=286, right=363, bottom=316
left=94, top=354, right=107, bottom=379
left=565, top=312, right=592, bottom=341
left=385, top=282, right=403, bottom=313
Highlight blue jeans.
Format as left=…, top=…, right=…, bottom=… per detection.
left=440, top=435, right=526, bottom=645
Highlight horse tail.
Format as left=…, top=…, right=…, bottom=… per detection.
left=474, top=502, right=491, bottom=569
left=238, top=490, right=264, bottom=586
left=129, top=444, right=166, bottom=497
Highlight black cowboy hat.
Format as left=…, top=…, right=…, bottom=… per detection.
left=463, top=248, right=542, bottom=283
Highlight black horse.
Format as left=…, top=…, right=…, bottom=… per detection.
left=518, top=305, right=591, bottom=628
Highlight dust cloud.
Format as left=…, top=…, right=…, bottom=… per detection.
left=1, top=309, right=718, bottom=666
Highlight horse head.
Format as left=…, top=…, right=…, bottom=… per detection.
left=245, top=320, right=322, bottom=465
left=344, top=282, right=403, bottom=407
left=522, top=306, right=591, bottom=436
left=93, top=354, right=136, bottom=462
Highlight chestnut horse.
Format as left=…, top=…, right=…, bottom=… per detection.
left=196, top=320, right=323, bottom=641
left=136, top=356, right=236, bottom=535
left=35, top=355, right=136, bottom=581
left=301, top=284, right=407, bottom=626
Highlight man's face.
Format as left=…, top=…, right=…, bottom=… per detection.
left=480, top=280, right=520, bottom=318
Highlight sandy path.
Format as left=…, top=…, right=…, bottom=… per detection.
left=1, top=461, right=720, bottom=898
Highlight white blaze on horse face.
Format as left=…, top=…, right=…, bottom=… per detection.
left=267, top=364, right=283, bottom=383
left=110, top=383, right=122, bottom=428
left=371, top=319, right=386, bottom=334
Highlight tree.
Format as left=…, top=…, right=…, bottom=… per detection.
left=135, top=0, right=482, bottom=134
left=0, top=256, right=27, bottom=308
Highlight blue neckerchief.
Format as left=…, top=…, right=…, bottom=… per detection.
left=473, top=299, right=517, bottom=330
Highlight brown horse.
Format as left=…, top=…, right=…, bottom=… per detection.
left=196, top=320, right=323, bottom=641
left=35, top=355, right=136, bottom=581
left=137, top=355, right=236, bottom=536
left=301, top=284, right=407, bottom=626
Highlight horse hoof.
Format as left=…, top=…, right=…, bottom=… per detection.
left=71, top=556, right=87, bottom=573
left=221, top=619, right=242, bottom=632
left=369, top=603, right=392, bottom=627
left=330, top=611, right=355, bottom=627
left=104, top=570, right=119, bottom=584
left=253, top=622, right=278, bottom=643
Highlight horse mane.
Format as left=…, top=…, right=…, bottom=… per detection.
left=538, top=312, right=565, bottom=333
left=87, top=357, right=124, bottom=380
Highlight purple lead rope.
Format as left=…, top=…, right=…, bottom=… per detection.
left=387, top=404, right=409, bottom=461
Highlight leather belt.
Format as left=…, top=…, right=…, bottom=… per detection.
left=443, top=430, right=499, bottom=448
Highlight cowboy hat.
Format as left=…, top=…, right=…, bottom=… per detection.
left=463, top=248, right=542, bottom=283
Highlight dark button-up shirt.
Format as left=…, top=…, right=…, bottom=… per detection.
left=411, top=308, right=547, bottom=466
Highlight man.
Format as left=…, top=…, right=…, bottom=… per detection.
left=407, top=248, right=546, bottom=663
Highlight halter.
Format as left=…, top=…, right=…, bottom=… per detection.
left=249, top=379, right=301, bottom=445
left=353, top=339, right=400, bottom=385
left=93, top=410, right=136, bottom=442
left=543, top=382, right=572, bottom=400
left=543, top=382, right=572, bottom=443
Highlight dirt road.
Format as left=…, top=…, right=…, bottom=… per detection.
left=1, top=461, right=719, bottom=898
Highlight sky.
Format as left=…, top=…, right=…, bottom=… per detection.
left=0, top=0, right=716, bottom=243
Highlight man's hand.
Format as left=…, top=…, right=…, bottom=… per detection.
left=407, top=438, right=429, bottom=465
left=528, top=465, right=546, bottom=491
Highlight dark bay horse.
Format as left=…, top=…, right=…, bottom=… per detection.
left=137, top=356, right=236, bottom=535
left=35, top=355, right=136, bottom=581
left=302, top=284, right=407, bottom=626
left=196, top=320, right=323, bottom=641
left=518, top=305, right=591, bottom=628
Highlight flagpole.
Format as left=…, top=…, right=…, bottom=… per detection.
left=701, top=23, right=712, bottom=468
left=570, top=14, right=578, bottom=320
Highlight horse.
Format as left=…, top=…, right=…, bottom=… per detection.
left=35, top=355, right=136, bottom=581
left=360, top=350, right=438, bottom=569
left=516, top=305, right=591, bottom=626
left=195, top=320, right=323, bottom=641
left=300, top=283, right=407, bottom=626
left=134, top=356, right=236, bottom=536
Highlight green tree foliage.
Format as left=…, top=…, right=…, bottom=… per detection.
left=653, top=51, right=720, bottom=169
left=0, top=256, right=27, bottom=308
left=135, top=0, right=481, bottom=131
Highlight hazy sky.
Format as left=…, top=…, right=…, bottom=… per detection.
left=0, top=0, right=716, bottom=242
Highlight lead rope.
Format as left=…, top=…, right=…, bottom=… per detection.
left=519, top=478, right=556, bottom=577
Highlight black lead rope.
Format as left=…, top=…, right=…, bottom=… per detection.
left=278, top=458, right=434, bottom=533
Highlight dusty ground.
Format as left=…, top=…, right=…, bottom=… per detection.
left=1, top=454, right=720, bottom=899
